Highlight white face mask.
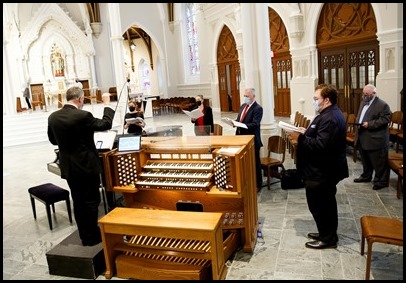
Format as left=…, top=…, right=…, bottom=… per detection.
left=313, top=99, right=321, bottom=113
left=244, top=97, right=251, bottom=104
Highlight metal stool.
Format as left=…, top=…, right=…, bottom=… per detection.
left=28, top=183, right=73, bottom=230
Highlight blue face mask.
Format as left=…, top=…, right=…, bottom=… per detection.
left=244, top=97, right=251, bottom=104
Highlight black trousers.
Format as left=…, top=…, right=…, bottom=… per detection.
left=305, top=180, right=338, bottom=243
left=358, top=144, right=389, bottom=187
left=67, top=173, right=101, bottom=244
left=25, top=97, right=31, bottom=109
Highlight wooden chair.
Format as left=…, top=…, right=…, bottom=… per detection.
left=389, top=110, right=403, bottom=145
left=388, top=151, right=403, bottom=199
left=396, top=168, right=403, bottom=199
left=151, top=99, right=161, bottom=116
left=286, top=115, right=310, bottom=163
left=213, top=124, right=223, bottom=136
left=108, top=87, right=118, bottom=102
left=360, top=215, right=403, bottom=280
left=395, top=132, right=403, bottom=153
left=31, top=92, right=45, bottom=110
left=260, top=135, right=286, bottom=190
left=342, top=111, right=348, bottom=124
left=346, top=113, right=358, bottom=162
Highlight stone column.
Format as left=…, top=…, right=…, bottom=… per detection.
left=107, top=3, right=128, bottom=127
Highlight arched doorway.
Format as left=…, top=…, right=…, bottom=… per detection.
left=217, top=25, right=241, bottom=113
left=317, top=3, right=378, bottom=116
left=269, top=7, right=292, bottom=117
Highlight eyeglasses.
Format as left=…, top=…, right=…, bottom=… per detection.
left=363, top=92, right=375, bottom=96
left=313, top=97, right=323, bottom=101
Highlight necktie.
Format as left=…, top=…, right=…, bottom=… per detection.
left=240, top=104, right=249, bottom=122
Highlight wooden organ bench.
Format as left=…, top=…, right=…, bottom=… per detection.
left=99, top=207, right=227, bottom=280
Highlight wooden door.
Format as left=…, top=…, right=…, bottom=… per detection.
left=217, top=25, right=240, bottom=113
left=218, top=63, right=240, bottom=112
left=218, top=64, right=229, bottom=112
left=319, top=44, right=378, bottom=115
left=272, top=52, right=292, bottom=117
left=269, top=8, right=291, bottom=117
left=316, top=3, right=378, bottom=116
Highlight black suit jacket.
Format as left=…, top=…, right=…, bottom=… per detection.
left=355, top=97, right=391, bottom=150
left=47, top=105, right=115, bottom=179
left=236, top=101, right=263, bottom=148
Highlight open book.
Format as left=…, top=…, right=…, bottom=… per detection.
left=278, top=121, right=301, bottom=132
left=221, top=117, right=248, bottom=129
left=182, top=108, right=204, bottom=119
left=125, top=117, right=145, bottom=127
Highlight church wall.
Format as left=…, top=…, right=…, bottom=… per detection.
left=3, top=3, right=403, bottom=116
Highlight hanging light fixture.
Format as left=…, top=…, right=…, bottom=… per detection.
left=130, top=40, right=136, bottom=51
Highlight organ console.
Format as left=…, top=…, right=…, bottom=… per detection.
left=49, top=135, right=259, bottom=280
left=98, top=135, right=259, bottom=280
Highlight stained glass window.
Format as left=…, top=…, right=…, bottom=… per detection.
left=141, top=59, right=150, bottom=90
left=185, top=3, right=200, bottom=75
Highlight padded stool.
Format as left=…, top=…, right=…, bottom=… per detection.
left=28, top=183, right=73, bottom=230
left=360, top=215, right=403, bottom=280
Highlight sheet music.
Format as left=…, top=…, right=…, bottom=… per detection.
left=221, top=117, right=248, bottom=129
left=125, top=117, right=145, bottom=126
left=94, top=131, right=117, bottom=150
left=182, top=108, right=204, bottom=119
left=278, top=121, right=301, bottom=132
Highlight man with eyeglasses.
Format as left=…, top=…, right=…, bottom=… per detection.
left=354, top=84, right=392, bottom=190
left=295, top=84, right=349, bottom=249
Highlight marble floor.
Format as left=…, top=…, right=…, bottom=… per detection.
left=3, top=109, right=403, bottom=280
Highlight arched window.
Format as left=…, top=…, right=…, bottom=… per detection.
left=184, top=3, right=200, bottom=76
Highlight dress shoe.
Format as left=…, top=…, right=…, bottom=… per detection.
left=305, top=240, right=337, bottom=249
left=307, top=232, right=320, bottom=240
left=257, top=187, right=262, bottom=193
left=354, top=177, right=371, bottom=183
left=372, top=185, right=385, bottom=190
left=82, top=238, right=102, bottom=246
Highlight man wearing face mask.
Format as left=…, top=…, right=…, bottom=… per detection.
left=354, top=84, right=392, bottom=190
left=124, top=100, right=145, bottom=135
left=47, top=86, right=115, bottom=246
left=295, top=84, right=348, bottom=249
left=191, top=94, right=214, bottom=136
left=236, top=88, right=263, bottom=192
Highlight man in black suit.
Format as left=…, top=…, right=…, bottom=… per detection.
left=47, top=86, right=115, bottom=246
left=236, top=88, right=263, bottom=192
left=354, top=84, right=392, bottom=190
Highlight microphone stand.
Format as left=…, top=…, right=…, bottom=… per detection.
left=113, top=79, right=130, bottom=114
left=120, top=79, right=132, bottom=135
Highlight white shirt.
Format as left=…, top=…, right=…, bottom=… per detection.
left=358, top=97, right=375, bottom=123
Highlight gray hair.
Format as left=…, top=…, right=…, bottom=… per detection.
left=66, top=86, right=84, bottom=101
left=364, top=84, right=377, bottom=94
left=246, top=88, right=256, bottom=96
